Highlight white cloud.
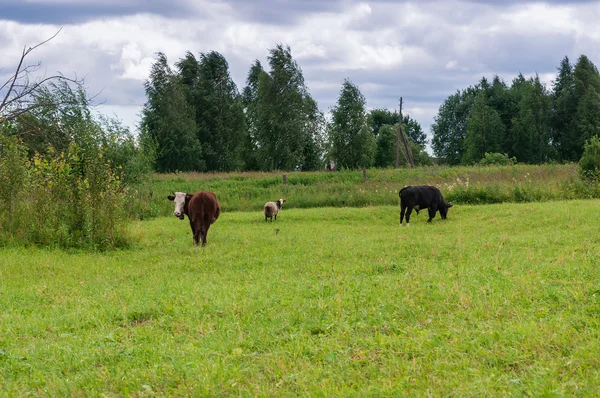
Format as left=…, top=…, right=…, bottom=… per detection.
left=445, top=60, right=458, bottom=70
left=1, top=0, right=600, bottom=139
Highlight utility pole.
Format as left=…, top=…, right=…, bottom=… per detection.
left=395, top=98, right=401, bottom=168
left=396, top=97, right=414, bottom=168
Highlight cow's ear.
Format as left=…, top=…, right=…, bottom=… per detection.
left=186, top=193, right=193, bottom=201
left=167, top=195, right=175, bottom=201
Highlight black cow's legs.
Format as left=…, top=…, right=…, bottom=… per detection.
left=405, top=207, right=413, bottom=225
left=400, top=203, right=406, bottom=225
left=427, top=206, right=437, bottom=223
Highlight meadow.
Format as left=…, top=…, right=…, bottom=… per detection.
left=131, top=163, right=600, bottom=219
left=2, top=200, right=600, bottom=395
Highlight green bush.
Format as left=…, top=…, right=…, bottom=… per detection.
left=478, top=152, right=517, bottom=166
left=0, top=135, right=30, bottom=240
left=578, top=135, right=600, bottom=181
left=0, top=134, right=130, bottom=250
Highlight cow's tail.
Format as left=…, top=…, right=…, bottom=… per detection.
left=213, top=204, right=221, bottom=224
left=199, top=200, right=206, bottom=238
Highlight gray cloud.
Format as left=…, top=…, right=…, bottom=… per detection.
left=1, top=0, right=599, bottom=143
left=0, top=0, right=195, bottom=24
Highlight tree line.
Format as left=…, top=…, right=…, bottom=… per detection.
left=139, top=45, right=430, bottom=173
left=432, top=55, right=600, bottom=165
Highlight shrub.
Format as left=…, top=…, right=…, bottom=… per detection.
left=0, top=133, right=130, bottom=250
left=478, top=152, right=517, bottom=166
left=0, top=135, right=30, bottom=241
left=578, top=135, right=600, bottom=181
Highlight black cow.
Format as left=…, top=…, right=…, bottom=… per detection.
left=399, top=185, right=452, bottom=226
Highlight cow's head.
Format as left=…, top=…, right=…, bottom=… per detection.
left=167, top=192, right=192, bottom=220
left=439, top=202, right=453, bottom=219
left=277, top=198, right=285, bottom=209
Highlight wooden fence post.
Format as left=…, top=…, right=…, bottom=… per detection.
left=283, top=174, right=287, bottom=185
left=362, top=168, right=367, bottom=182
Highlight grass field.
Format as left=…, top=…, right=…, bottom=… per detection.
left=131, top=163, right=600, bottom=218
left=2, top=201, right=600, bottom=395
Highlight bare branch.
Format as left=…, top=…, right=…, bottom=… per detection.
left=24, top=28, right=63, bottom=57
left=0, top=46, right=28, bottom=111
left=0, top=27, right=86, bottom=123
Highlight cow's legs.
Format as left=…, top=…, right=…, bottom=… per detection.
left=405, top=206, right=413, bottom=226
left=427, top=205, right=437, bottom=223
left=400, top=202, right=406, bottom=226
left=189, top=221, right=199, bottom=245
left=201, top=224, right=208, bottom=246
left=274, top=214, right=277, bottom=221
left=191, top=219, right=202, bottom=245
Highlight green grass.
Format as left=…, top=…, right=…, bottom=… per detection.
left=2, top=201, right=600, bottom=395
left=131, top=164, right=600, bottom=218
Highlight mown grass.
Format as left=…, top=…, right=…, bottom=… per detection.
left=2, top=201, right=600, bottom=395
left=131, top=163, right=600, bottom=218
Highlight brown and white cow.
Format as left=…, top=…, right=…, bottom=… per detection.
left=167, top=191, right=221, bottom=246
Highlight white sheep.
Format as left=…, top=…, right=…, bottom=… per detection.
left=264, top=198, right=285, bottom=222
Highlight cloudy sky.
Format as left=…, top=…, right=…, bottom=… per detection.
left=1, top=0, right=599, bottom=145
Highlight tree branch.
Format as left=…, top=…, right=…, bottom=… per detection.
left=0, top=27, right=86, bottom=123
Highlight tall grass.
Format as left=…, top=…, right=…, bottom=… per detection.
left=132, top=163, right=600, bottom=218
left=0, top=136, right=130, bottom=249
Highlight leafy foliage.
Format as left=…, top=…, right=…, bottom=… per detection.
left=478, top=152, right=517, bottom=166
left=432, top=88, right=477, bottom=165
left=432, top=54, right=600, bottom=165
left=177, top=51, right=247, bottom=171
left=242, top=45, right=325, bottom=171
left=0, top=133, right=130, bottom=249
left=329, top=79, right=375, bottom=169
left=140, top=53, right=204, bottom=172
left=374, top=123, right=397, bottom=168
left=369, top=108, right=429, bottom=168
left=0, top=81, right=147, bottom=249
left=578, top=135, right=600, bottom=181
left=463, top=92, right=505, bottom=164
left=510, top=74, right=553, bottom=163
